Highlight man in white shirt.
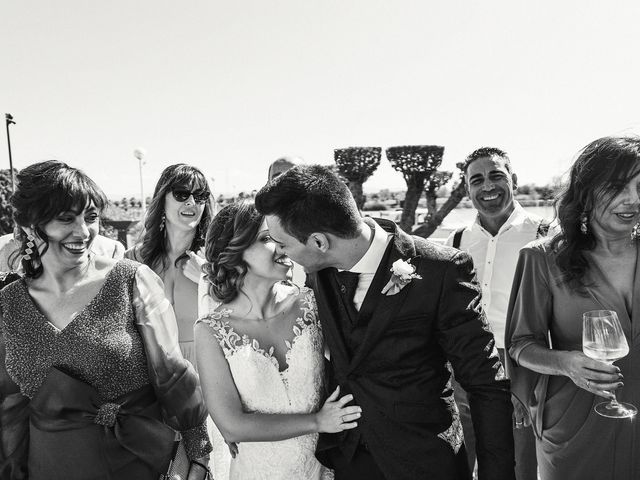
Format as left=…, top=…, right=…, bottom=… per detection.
left=446, top=147, right=548, bottom=480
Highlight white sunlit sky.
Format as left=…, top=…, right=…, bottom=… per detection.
left=2, top=1, right=640, bottom=199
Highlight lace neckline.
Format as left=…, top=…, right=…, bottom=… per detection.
left=201, top=290, right=317, bottom=374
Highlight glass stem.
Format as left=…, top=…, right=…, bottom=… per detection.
left=610, top=392, right=620, bottom=407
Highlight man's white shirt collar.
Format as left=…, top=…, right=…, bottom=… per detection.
left=347, top=220, right=392, bottom=274
left=470, top=201, right=531, bottom=236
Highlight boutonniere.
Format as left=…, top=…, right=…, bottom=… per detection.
left=381, top=259, right=422, bottom=296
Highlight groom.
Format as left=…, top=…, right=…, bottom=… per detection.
left=255, top=165, right=515, bottom=480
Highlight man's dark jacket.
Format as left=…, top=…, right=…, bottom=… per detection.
left=308, top=219, right=515, bottom=480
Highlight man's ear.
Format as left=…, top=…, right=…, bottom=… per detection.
left=307, top=233, right=330, bottom=253
left=512, top=172, right=518, bottom=191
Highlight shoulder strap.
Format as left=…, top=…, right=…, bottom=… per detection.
left=536, top=221, right=550, bottom=239
left=452, top=227, right=465, bottom=249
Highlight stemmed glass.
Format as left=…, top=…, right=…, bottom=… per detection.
left=582, top=310, right=637, bottom=418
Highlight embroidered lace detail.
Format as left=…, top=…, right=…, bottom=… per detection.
left=438, top=394, right=464, bottom=454
left=197, top=287, right=331, bottom=479
left=439, top=362, right=464, bottom=454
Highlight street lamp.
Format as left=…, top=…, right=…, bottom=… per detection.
left=133, top=148, right=147, bottom=216
left=5, top=113, right=16, bottom=193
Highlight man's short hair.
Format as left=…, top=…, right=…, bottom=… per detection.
left=255, top=164, right=361, bottom=243
left=462, top=147, right=512, bottom=175
left=267, top=157, right=299, bottom=181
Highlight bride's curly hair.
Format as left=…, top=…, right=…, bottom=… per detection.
left=203, top=201, right=264, bottom=303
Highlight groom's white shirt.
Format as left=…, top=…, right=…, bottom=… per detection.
left=343, top=220, right=392, bottom=310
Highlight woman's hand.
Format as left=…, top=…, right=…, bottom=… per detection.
left=182, top=250, right=206, bottom=284
left=512, top=396, right=531, bottom=429
left=562, top=351, right=623, bottom=399
left=187, top=456, right=211, bottom=480
left=315, top=386, right=362, bottom=433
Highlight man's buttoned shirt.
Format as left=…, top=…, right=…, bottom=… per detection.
left=445, top=203, right=550, bottom=349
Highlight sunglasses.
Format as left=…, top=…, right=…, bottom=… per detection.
left=171, top=188, right=210, bottom=204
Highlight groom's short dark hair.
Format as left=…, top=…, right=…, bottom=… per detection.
left=255, top=164, right=361, bottom=243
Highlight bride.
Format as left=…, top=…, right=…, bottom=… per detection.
left=195, top=202, right=361, bottom=480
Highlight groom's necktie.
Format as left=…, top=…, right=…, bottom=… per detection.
left=336, top=270, right=360, bottom=323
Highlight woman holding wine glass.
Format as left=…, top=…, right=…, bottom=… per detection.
left=505, top=136, right=640, bottom=480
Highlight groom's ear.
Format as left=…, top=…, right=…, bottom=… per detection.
left=307, top=233, right=330, bottom=253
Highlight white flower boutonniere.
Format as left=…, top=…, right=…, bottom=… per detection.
left=381, top=259, right=422, bottom=296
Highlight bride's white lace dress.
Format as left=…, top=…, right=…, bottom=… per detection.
left=197, top=287, right=333, bottom=480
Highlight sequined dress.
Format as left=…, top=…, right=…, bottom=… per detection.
left=0, top=259, right=211, bottom=480
left=197, top=287, right=333, bottom=480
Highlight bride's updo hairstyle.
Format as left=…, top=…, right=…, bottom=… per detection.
left=203, top=201, right=264, bottom=303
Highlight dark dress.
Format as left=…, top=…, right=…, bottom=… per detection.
left=505, top=241, right=640, bottom=480
left=0, top=260, right=211, bottom=480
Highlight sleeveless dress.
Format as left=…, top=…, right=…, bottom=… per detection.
left=197, top=287, right=333, bottom=480
left=0, top=260, right=211, bottom=480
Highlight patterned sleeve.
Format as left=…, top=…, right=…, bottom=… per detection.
left=0, top=305, right=30, bottom=479
left=132, top=265, right=212, bottom=460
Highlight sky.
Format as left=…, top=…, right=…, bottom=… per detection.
left=2, top=1, right=640, bottom=198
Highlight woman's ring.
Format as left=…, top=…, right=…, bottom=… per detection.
left=586, top=380, right=591, bottom=389
left=515, top=420, right=524, bottom=428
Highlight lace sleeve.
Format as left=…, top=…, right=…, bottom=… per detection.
left=298, top=287, right=320, bottom=329
left=132, top=265, right=212, bottom=459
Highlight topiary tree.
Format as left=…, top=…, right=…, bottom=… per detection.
left=386, top=145, right=444, bottom=233
left=0, top=169, right=16, bottom=235
left=334, top=147, right=381, bottom=210
left=424, top=170, right=453, bottom=222
left=413, top=162, right=467, bottom=238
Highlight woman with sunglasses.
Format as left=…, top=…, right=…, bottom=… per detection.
left=126, top=164, right=214, bottom=366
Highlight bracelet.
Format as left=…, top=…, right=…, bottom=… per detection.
left=191, top=459, right=212, bottom=475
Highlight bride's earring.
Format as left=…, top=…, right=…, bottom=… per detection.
left=632, top=221, right=640, bottom=241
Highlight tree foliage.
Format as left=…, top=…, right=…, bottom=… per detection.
left=385, top=145, right=444, bottom=233
left=0, top=169, right=16, bottom=235
left=413, top=163, right=467, bottom=238
left=334, top=147, right=381, bottom=210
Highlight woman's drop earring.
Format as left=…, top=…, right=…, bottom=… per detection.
left=580, top=212, right=588, bottom=235
left=23, top=233, right=36, bottom=261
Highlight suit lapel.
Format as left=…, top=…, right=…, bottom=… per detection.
left=313, top=268, right=351, bottom=369
left=348, top=222, right=417, bottom=374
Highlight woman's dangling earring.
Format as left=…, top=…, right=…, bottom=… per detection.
left=159, top=213, right=166, bottom=232
left=22, top=233, right=36, bottom=261
left=580, top=212, right=589, bottom=235
left=632, top=221, right=640, bottom=241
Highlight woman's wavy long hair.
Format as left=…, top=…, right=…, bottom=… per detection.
left=203, top=201, right=263, bottom=303
left=138, top=164, right=213, bottom=272
left=10, top=160, right=108, bottom=278
left=551, top=136, right=640, bottom=290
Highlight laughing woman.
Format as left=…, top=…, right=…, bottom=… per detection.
left=0, top=160, right=211, bottom=480
left=126, top=164, right=214, bottom=366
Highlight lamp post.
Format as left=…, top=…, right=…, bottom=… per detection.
left=133, top=148, right=147, bottom=217
left=5, top=114, right=15, bottom=193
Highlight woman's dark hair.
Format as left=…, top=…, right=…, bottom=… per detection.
left=255, top=164, right=360, bottom=243
left=10, top=160, right=108, bottom=278
left=551, top=136, right=640, bottom=290
left=203, top=201, right=263, bottom=303
left=138, top=164, right=213, bottom=272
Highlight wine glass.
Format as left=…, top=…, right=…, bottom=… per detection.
left=582, top=310, right=637, bottom=418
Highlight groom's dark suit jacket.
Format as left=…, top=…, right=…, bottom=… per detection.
left=308, top=219, right=515, bottom=480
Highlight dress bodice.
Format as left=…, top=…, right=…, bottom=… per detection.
left=1, top=260, right=149, bottom=401
left=198, top=286, right=331, bottom=480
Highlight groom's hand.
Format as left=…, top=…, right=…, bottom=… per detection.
left=315, top=386, right=362, bottom=433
